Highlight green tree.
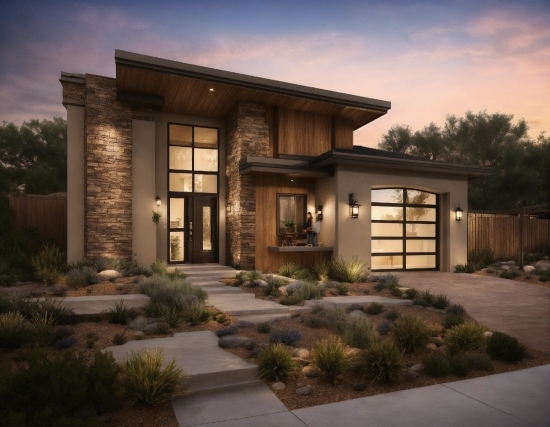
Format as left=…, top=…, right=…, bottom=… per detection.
left=0, top=117, right=67, bottom=194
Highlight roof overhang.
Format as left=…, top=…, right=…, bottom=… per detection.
left=239, top=156, right=332, bottom=178
left=309, top=150, right=492, bottom=181
left=115, top=50, right=390, bottom=129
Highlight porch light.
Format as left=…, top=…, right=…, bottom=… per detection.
left=455, top=204, right=463, bottom=221
left=316, top=205, right=323, bottom=221
left=155, top=195, right=161, bottom=207
left=226, top=202, right=232, bottom=213
left=349, top=194, right=360, bottom=218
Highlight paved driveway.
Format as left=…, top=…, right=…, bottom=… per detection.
left=394, top=272, right=550, bottom=353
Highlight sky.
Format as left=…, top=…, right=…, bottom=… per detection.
left=0, top=0, right=548, bottom=147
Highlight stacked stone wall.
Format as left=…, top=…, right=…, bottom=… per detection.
left=226, top=102, right=270, bottom=269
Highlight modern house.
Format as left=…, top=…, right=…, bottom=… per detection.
left=60, top=50, right=489, bottom=272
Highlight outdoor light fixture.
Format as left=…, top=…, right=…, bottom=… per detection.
left=226, top=202, right=232, bottom=213
left=455, top=204, right=463, bottom=221
left=316, top=205, right=323, bottom=221
left=349, top=193, right=360, bottom=218
left=155, top=195, right=161, bottom=207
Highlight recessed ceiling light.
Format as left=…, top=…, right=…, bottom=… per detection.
left=209, top=88, right=214, bottom=92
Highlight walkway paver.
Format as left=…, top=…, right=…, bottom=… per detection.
left=54, top=294, right=150, bottom=316
left=395, top=272, right=550, bottom=353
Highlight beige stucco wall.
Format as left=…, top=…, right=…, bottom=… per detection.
left=132, top=120, right=157, bottom=266
left=335, top=165, right=468, bottom=272
left=154, top=112, right=226, bottom=264
left=314, top=177, right=336, bottom=249
left=66, top=105, right=85, bottom=263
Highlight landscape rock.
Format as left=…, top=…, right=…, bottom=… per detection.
left=426, top=343, right=437, bottom=351
left=348, top=310, right=367, bottom=320
left=535, top=260, right=550, bottom=271
left=143, top=322, right=170, bottom=335
left=483, top=331, right=493, bottom=338
left=500, top=265, right=510, bottom=271
left=271, top=382, right=286, bottom=391
left=98, top=270, right=121, bottom=280
left=53, top=336, right=77, bottom=350
left=302, top=366, right=320, bottom=378
left=128, top=316, right=157, bottom=331
left=346, top=303, right=363, bottom=313
left=523, top=265, right=536, bottom=273
left=407, top=369, right=420, bottom=379
left=278, top=286, right=288, bottom=296
left=134, top=331, right=145, bottom=339
left=351, top=382, right=367, bottom=391
left=293, top=348, right=310, bottom=359
left=238, top=320, right=254, bottom=328
left=296, top=385, right=313, bottom=396
left=346, top=348, right=362, bottom=357
left=51, top=325, right=76, bottom=341
left=218, top=335, right=256, bottom=349
left=251, top=279, right=268, bottom=288
left=507, top=260, right=516, bottom=265
left=410, top=363, right=424, bottom=373
left=486, top=268, right=496, bottom=273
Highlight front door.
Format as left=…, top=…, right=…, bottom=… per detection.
left=190, top=197, right=217, bottom=263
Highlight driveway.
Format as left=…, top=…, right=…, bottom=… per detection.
left=395, top=272, right=550, bottom=353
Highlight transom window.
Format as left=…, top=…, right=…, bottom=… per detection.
left=371, top=189, right=438, bottom=270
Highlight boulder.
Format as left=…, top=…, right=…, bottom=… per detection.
left=351, top=382, right=367, bottom=391
left=271, top=382, right=286, bottom=391
left=238, top=320, right=254, bottom=328
left=426, top=343, right=437, bottom=351
left=523, top=265, right=536, bottom=273
left=535, top=260, right=550, bottom=271
left=410, top=363, right=424, bottom=373
left=134, top=331, right=145, bottom=339
left=507, top=260, right=516, bottom=265
left=296, top=385, right=313, bottom=396
left=278, top=286, right=288, bottom=296
left=128, top=316, right=157, bottom=331
left=293, top=348, right=310, bottom=359
left=218, top=335, right=256, bottom=349
left=51, top=325, right=76, bottom=341
left=486, top=268, right=496, bottom=274
left=483, top=331, right=493, bottom=338
left=143, top=322, right=170, bottom=335
left=251, top=279, right=268, bottom=288
left=500, top=265, right=510, bottom=271
left=98, top=270, right=121, bottom=281
left=347, top=310, right=367, bottom=320
left=407, top=369, right=420, bottom=379
left=302, top=366, right=320, bottom=378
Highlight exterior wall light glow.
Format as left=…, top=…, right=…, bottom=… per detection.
left=316, top=205, right=323, bottom=221
left=226, top=202, right=232, bottom=213
left=349, top=193, right=360, bottom=218
left=155, top=195, right=161, bottom=207
left=455, top=204, right=463, bottom=221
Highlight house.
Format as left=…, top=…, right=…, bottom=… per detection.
left=60, top=50, right=489, bottom=272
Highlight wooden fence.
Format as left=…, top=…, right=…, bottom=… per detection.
left=468, top=213, right=549, bottom=260
left=8, top=193, right=67, bottom=250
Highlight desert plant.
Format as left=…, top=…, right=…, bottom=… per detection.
left=112, top=333, right=128, bottom=345
left=183, top=302, right=210, bottom=325
left=445, top=322, right=485, bottom=355
left=413, top=298, right=430, bottom=308
left=391, top=315, right=430, bottom=354
left=66, top=266, right=100, bottom=288
left=32, top=297, right=73, bottom=324
left=358, top=341, right=404, bottom=384
left=443, top=313, right=465, bottom=330
left=486, top=332, right=526, bottom=362
left=160, top=304, right=186, bottom=328
left=166, top=268, right=187, bottom=280
left=29, top=310, right=55, bottom=346
left=365, top=302, right=384, bottom=315
left=294, top=268, right=316, bottom=282
left=278, top=262, right=302, bottom=278
left=150, top=258, right=168, bottom=276
left=404, top=288, right=418, bottom=299
left=312, top=338, right=350, bottom=385
left=109, top=299, right=132, bottom=325
left=257, top=344, right=295, bottom=381
left=499, top=270, right=520, bottom=279
left=312, top=259, right=331, bottom=282
left=342, top=318, right=377, bottom=349
left=280, top=294, right=305, bottom=305
left=0, top=312, right=30, bottom=347
left=305, top=307, right=348, bottom=334
left=32, top=243, right=65, bottom=285
left=389, top=286, right=403, bottom=297
left=119, top=349, right=185, bottom=405
left=422, top=353, right=452, bottom=377
left=433, top=294, right=450, bottom=309
left=466, top=352, right=494, bottom=371
left=263, top=275, right=288, bottom=297
left=385, top=310, right=400, bottom=321
left=451, top=357, right=471, bottom=376
left=212, top=312, right=228, bottom=324
left=122, top=259, right=151, bottom=277
left=257, top=322, right=272, bottom=334
left=330, top=255, right=368, bottom=283
left=468, top=249, right=496, bottom=266
left=377, top=319, right=393, bottom=335
left=420, top=290, right=435, bottom=305
left=335, top=282, right=349, bottom=295
left=295, top=281, right=325, bottom=300
left=447, top=303, right=466, bottom=316
left=269, top=328, right=302, bottom=346
left=233, top=271, right=248, bottom=286
left=454, top=263, right=476, bottom=273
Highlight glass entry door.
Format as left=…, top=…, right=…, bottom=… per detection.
left=191, top=197, right=217, bottom=264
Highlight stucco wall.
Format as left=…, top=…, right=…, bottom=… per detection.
left=335, top=165, right=468, bottom=272
left=314, top=176, right=336, bottom=249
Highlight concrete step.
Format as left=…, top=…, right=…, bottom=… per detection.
left=303, top=295, right=413, bottom=309
left=207, top=294, right=291, bottom=316
left=237, top=312, right=292, bottom=323
left=104, top=331, right=258, bottom=392
left=47, top=294, right=150, bottom=316
left=203, top=286, right=244, bottom=295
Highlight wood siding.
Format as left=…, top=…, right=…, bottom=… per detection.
left=9, top=194, right=67, bottom=250
left=332, top=117, right=354, bottom=149
left=468, top=213, right=549, bottom=260
left=278, top=108, right=332, bottom=156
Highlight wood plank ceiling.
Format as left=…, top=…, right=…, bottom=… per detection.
left=116, top=65, right=386, bottom=129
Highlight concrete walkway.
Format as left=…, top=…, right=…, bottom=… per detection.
left=394, top=272, right=550, bottom=353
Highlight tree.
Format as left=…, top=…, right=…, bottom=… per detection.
left=0, top=118, right=67, bottom=194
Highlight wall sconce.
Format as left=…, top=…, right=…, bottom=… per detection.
left=155, top=195, right=161, bottom=207
left=316, top=205, right=323, bottom=221
left=455, top=204, right=463, bottom=221
left=349, top=193, right=360, bottom=218
left=226, top=202, right=232, bottom=213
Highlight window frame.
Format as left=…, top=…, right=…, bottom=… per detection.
left=276, top=193, right=307, bottom=236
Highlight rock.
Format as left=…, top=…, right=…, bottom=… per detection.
left=348, top=310, right=367, bottom=320
left=426, top=343, right=437, bottom=351
left=271, top=382, right=286, bottom=391
left=278, top=286, right=288, bottom=296
left=346, top=348, right=362, bottom=357
left=252, top=279, right=268, bottom=288
left=286, top=282, right=301, bottom=294
left=302, top=366, right=320, bottom=378
left=216, top=326, right=238, bottom=337
left=293, top=348, right=310, bottom=359
left=507, top=260, right=516, bottom=265
left=143, top=322, right=170, bottom=335
left=134, top=331, right=145, bottom=339
left=51, top=325, right=76, bottom=341
left=238, top=320, right=254, bottom=328
left=249, top=347, right=262, bottom=358
left=242, top=281, right=250, bottom=287
left=486, top=268, right=496, bottom=274
left=500, top=265, right=510, bottom=271
left=351, top=382, right=367, bottom=391
left=523, top=265, right=536, bottom=273
left=296, top=385, right=313, bottom=396
left=218, top=335, right=256, bottom=349
left=543, top=256, right=549, bottom=260
left=410, top=363, right=424, bottom=373
left=346, top=303, right=363, bottom=313
left=53, top=336, right=77, bottom=350
left=535, top=260, right=550, bottom=271
left=407, top=369, right=420, bottom=379
left=500, top=261, right=509, bottom=266
left=128, top=316, right=157, bottom=331
left=98, top=270, right=121, bottom=280
left=483, top=331, right=493, bottom=338
left=296, top=382, right=305, bottom=388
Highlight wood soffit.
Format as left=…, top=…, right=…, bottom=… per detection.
left=115, top=50, right=391, bottom=129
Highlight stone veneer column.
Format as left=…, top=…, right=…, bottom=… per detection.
left=226, top=103, right=270, bottom=269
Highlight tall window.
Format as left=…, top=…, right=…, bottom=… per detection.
left=277, top=194, right=306, bottom=235
left=371, top=189, right=437, bottom=270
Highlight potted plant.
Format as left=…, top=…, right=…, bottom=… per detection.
left=284, top=219, right=297, bottom=233
left=152, top=211, right=161, bottom=224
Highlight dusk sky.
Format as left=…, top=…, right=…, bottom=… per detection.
left=1, top=0, right=548, bottom=147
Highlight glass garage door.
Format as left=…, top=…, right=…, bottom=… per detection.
left=371, top=189, right=438, bottom=271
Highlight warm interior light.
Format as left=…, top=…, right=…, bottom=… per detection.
left=155, top=195, right=161, bottom=207
left=209, top=88, right=214, bottom=92
left=455, top=205, right=463, bottom=221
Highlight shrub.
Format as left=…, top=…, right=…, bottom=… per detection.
left=119, top=349, right=185, bottom=405
left=212, top=312, right=228, bottom=324
left=263, top=276, right=287, bottom=297
left=445, top=322, right=485, bottom=355
left=0, top=312, right=30, bottom=347
left=280, top=294, right=304, bottom=305
left=313, top=338, right=350, bottom=385
left=29, top=311, right=55, bottom=346
left=391, top=315, right=430, bottom=354
left=66, top=266, right=99, bottom=288
left=447, top=303, right=466, bottom=316
left=257, top=322, right=272, bottom=334
left=342, top=318, right=377, bottom=349
left=53, top=336, right=77, bottom=350
left=443, top=313, right=464, bottom=330
left=233, top=271, right=248, bottom=286
left=377, top=319, right=393, bottom=336
left=469, top=249, right=496, bottom=266
left=422, top=353, right=452, bottom=377
left=310, top=303, right=325, bottom=314
left=123, top=260, right=151, bottom=277
left=166, top=268, right=187, bottom=280
left=32, top=243, right=65, bottom=285
left=466, top=352, right=494, bottom=371
left=294, top=269, right=316, bottom=282
left=312, top=259, right=331, bottom=282
left=385, top=310, right=400, bottom=321
left=183, top=302, right=210, bottom=326
left=330, top=256, right=368, bottom=283
left=141, top=275, right=207, bottom=311
left=335, top=282, right=349, bottom=295
left=32, top=297, right=73, bottom=324
left=358, top=342, right=404, bottom=384
left=257, top=345, right=295, bottom=381
left=451, top=357, right=470, bottom=376
left=216, top=325, right=238, bottom=337
left=295, top=282, right=325, bottom=300
left=454, top=263, right=476, bottom=273
left=278, top=262, right=302, bottom=278
left=247, top=270, right=263, bottom=282
left=499, top=270, right=520, bottom=279
left=112, top=333, right=128, bottom=345
left=150, top=258, right=168, bottom=276
left=389, top=286, right=403, bottom=297
left=433, top=294, right=450, bottom=309
left=413, top=298, right=430, bottom=308
left=108, top=299, right=132, bottom=325
left=486, top=332, right=526, bottom=362
left=420, top=290, right=434, bottom=305
left=160, top=305, right=186, bottom=328
left=404, top=288, right=418, bottom=299
left=365, top=302, right=384, bottom=315
left=269, top=328, right=302, bottom=346
left=305, top=307, right=348, bottom=333
left=370, top=274, right=399, bottom=289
